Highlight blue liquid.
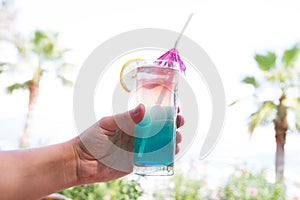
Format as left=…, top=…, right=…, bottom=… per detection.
left=134, top=106, right=176, bottom=166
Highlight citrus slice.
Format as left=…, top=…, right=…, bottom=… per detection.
left=119, top=58, right=144, bottom=92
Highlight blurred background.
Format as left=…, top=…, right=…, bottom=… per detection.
left=0, top=0, right=299, bottom=199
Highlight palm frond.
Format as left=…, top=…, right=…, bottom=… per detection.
left=248, top=101, right=277, bottom=134
left=57, top=62, right=74, bottom=71
left=296, top=115, right=300, bottom=133
left=228, top=95, right=255, bottom=107
left=47, top=48, right=71, bottom=60
left=228, top=99, right=240, bottom=107
left=242, top=76, right=260, bottom=88
left=254, top=52, right=277, bottom=72
left=283, top=97, right=300, bottom=132
left=31, top=30, right=64, bottom=60
left=6, top=80, right=31, bottom=93
left=0, top=62, right=7, bottom=74
left=55, top=63, right=74, bottom=86
left=57, top=75, right=73, bottom=86
left=0, top=62, right=8, bottom=66
left=282, top=45, right=300, bottom=68
left=11, top=33, right=28, bottom=57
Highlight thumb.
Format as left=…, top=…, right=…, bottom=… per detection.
left=130, top=104, right=145, bottom=124
left=99, top=104, right=145, bottom=135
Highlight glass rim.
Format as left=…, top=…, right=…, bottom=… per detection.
left=134, top=59, right=181, bottom=72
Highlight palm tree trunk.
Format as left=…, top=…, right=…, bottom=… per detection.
left=20, top=67, right=42, bottom=148
left=274, top=93, right=288, bottom=182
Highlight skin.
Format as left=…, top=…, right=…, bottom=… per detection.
left=0, top=104, right=184, bottom=200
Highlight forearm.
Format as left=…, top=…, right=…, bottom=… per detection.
left=0, top=140, right=78, bottom=200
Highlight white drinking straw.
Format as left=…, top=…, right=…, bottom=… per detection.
left=174, top=13, right=194, bottom=49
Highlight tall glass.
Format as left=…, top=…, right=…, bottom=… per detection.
left=133, top=60, right=179, bottom=176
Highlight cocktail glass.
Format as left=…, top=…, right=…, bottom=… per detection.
left=133, top=60, right=179, bottom=176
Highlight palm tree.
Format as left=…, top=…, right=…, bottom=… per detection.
left=241, top=44, right=300, bottom=183
left=5, top=30, right=73, bottom=148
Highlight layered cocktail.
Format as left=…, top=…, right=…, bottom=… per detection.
left=133, top=62, right=179, bottom=176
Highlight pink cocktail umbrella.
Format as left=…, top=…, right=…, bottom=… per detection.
left=156, top=47, right=186, bottom=74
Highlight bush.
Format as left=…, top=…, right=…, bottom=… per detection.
left=172, top=172, right=213, bottom=200
left=58, top=166, right=287, bottom=200
left=218, top=167, right=285, bottom=200
left=58, top=178, right=143, bottom=200
left=153, top=171, right=214, bottom=200
left=59, top=183, right=103, bottom=200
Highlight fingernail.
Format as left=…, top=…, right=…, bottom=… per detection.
left=133, top=106, right=140, bottom=118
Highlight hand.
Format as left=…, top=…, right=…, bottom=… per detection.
left=72, top=104, right=184, bottom=184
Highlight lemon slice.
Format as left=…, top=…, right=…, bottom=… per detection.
left=120, top=58, right=144, bottom=92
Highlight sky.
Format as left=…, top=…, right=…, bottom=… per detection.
left=1, top=0, right=300, bottom=197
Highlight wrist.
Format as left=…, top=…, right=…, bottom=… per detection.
left=59, top=139, right=80, bottom=188
left=70, top=136, right=105, bottom=185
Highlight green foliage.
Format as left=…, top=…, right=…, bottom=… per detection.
left=57, top=75, right=73, bottom=86
left=282, top=45, right=300, bottom=67
left=0, top=62, right=7, bottom=67
left=58, top=178, right=143, bottom=200
left=241, top=44, right=300, bottom=135
left=153, top=172, right=213, bottom=200
left=0, top=62, right=11, bottom=74
left=253, top=45, right=300, bottom=87
left=28, top=30, right=73, bottom=84
left=218, top=167, right=285, bottom=200
left=242, top=76, right=259, bottom=88
left=248, top=101, right=277, bottom=134
left=57, top=168, right=299, bottom=200
left=283, top=97, right=300, bottom=131
left=58, top=183, right=103, bottom=200
left=150, top=166, right=289, bottom=200
left=254, top=52, right=276, bottom=71
left=2, top=30, right=73, bottom=86
left=172, top=173, right=212, bottom=200
left=56, top=62, right=74, bottom=86
left=31, top=31, right=69, bottom=60
left=116, top=179, right=143, bottom=200
left=6, top=80, right=31, bottom=93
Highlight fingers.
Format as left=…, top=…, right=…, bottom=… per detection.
left=176, top=115, right=185, bottom=128
left=176, top=131, right=182, bottom=143
left=175, top=131, right=182, bottom=155
left=176, top=107, right=184, bottom=154
left=110, top=129, right=134, bottom=152
left=175, top=145, right=180, bottom=154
